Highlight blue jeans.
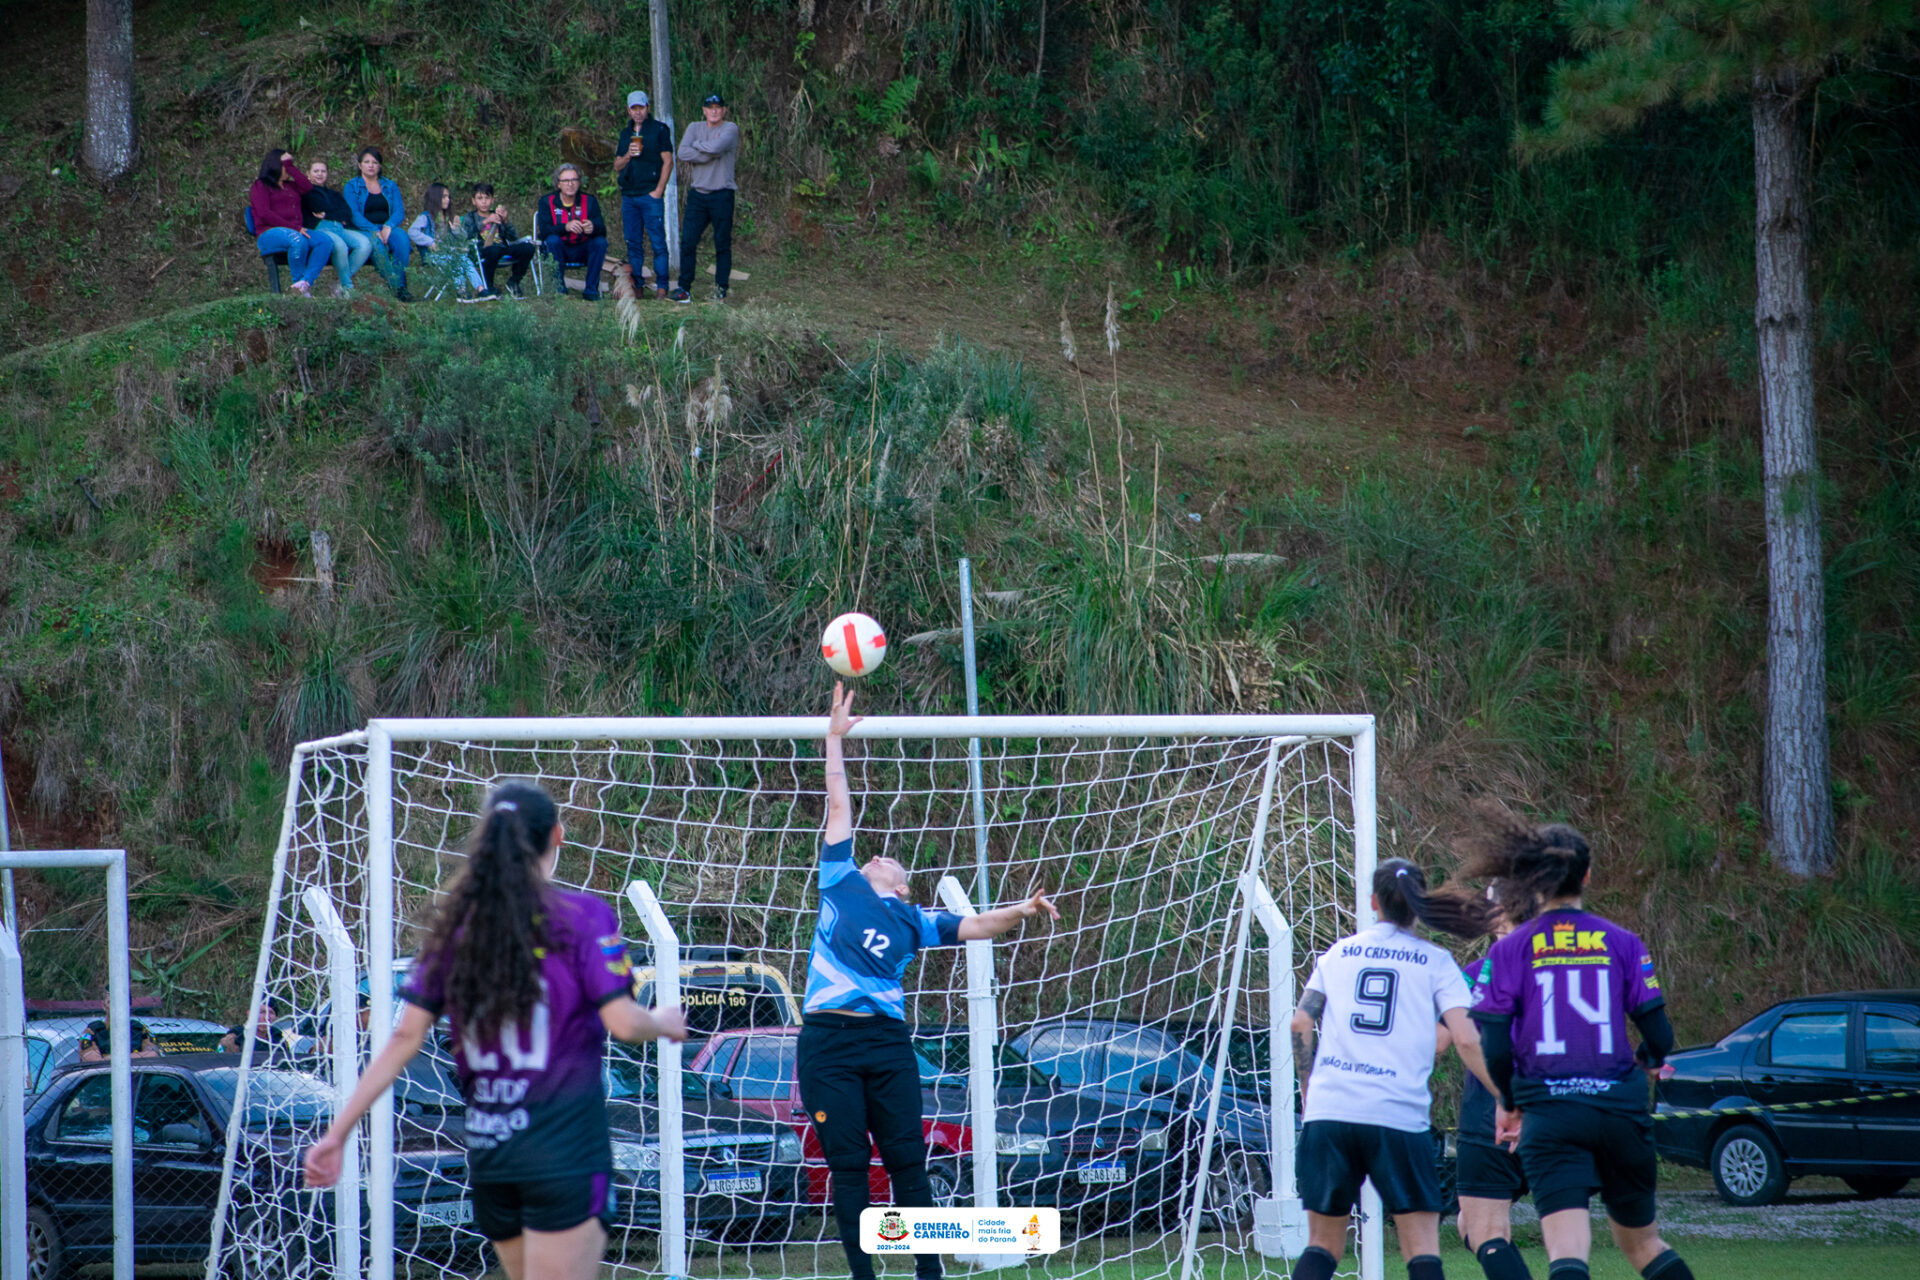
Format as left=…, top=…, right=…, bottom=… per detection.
left=256, top=227, right=327, bottom=288
left=621, top=194, right=668, bottom=288
left=542, top=235, right=608, bottom=298
left=366, top=228, right=411, bottom=288
left=312, top=223, right=372, bottom=286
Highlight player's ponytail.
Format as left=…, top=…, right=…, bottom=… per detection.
left=1453, top=806, right=1591, bottom=923
left=419, top=781, right=558, bottom=1041
left=1373, top=857, right=1497, bottom=939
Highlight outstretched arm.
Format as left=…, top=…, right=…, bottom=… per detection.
left=600, top=996, right=690, bottom=1045
left=823, top=681, right=862, bottom=844
left=303, top=1001, right=434, bottom=1187
left=956, top=888, right=1059, bottom=941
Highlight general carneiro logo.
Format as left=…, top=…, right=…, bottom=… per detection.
left=877, top=1210, right=910, bottom=1242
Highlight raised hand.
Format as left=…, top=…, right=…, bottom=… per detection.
left=1020, top=888, right=1060, bottom=923
left=827, top=681, right=864, bottom=740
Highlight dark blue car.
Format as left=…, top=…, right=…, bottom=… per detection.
left=23, top=1053, right=472, bottom=1280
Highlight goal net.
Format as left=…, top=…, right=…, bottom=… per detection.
left=209, top=715, right=1380, bottom=1280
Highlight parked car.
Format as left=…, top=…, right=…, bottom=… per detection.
left=22, top=1015, right=239, bottom=1100
left=22, top=1053, right=473, bottom=1280
left=689, top=1026, right=977, bottom=1207
left=910, top=1024, right=1189, bottom=1228
left=629, top=945, right=802, bottom=1045
left=1008, top=1019, right=1282, bottom=1228
left=1655, top=989, right=1920, bottom=1205
left=602, top=1042, right=811, bottom=1240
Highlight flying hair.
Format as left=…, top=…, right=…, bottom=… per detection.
left=415, top=781, right=558, bottom=1042
left=1453, top=803, right=1592, bottom=923
left=1372, top=857, right=1496, bottom=939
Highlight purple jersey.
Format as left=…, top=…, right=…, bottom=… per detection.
left=1477, top=908, right=1663, bottom=1111
left=402, top=889, right=633, bottom=1181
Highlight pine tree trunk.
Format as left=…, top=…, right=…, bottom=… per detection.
left=84, top=0, right=137, bottom=181
left=1751, top=75, right=1833, bottom=876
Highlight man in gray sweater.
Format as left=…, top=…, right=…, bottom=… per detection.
left=670, top=92, right=740, bottom=303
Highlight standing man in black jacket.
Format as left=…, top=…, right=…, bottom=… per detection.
left=615, top=90, right=674, bottom=299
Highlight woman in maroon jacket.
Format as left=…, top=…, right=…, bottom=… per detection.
left=249, top=147, right=328, bottom=295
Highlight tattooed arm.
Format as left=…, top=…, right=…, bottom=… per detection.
left=1290, top=989, right=1326, bottom=1107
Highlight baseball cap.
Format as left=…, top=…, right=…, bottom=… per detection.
left=703, top=92, right=726, bottom=106
left=627, top=90, right=650, bottom=107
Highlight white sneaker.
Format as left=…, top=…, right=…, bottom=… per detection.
left=332, top=284, right=350, bottom=299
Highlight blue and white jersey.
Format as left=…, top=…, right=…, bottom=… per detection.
left=803, top=839, right=963, bottom=1019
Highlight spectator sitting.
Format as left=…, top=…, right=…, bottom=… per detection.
left=535, top=163, right=608, bottom=301
left=409, top=181, right=485, bottom=297
left=460, top=183, right=534, bottom=297
left=342, top=146, right=413, bottom=302
left=301, top=159, right=371, bottom=297
left=78, top=1017, right=162, bottom=1061
left=249, top=146, right=328, bottom=297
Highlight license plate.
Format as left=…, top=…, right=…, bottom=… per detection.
left=417, top=1199, right=474, bottom=1226
left=1076, top=1162, right=1127, bottom=1185
left=704, top=1173, right=764, bottom=1195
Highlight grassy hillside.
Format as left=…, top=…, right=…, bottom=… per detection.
left=2, top=0, right=1918, bottom=1037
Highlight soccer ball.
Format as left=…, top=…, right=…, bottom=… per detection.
left=822, top=612, right=887, bottom=677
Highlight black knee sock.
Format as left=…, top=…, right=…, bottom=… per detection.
left=1641, top=1249, right=1693, bottom=1280
left=1408, top=1254, right=1444, bottom=1280
left=1292, top=1245, right=1338, bottom=1280
left=1476, top=1239, right=1534, bottom=1280
left=827, top=1167, right=875, bottom=1280
left=1546, top=1261, right=1589, bottom=1280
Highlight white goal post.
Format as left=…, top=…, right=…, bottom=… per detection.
left=211, top=714, right=1384, bottom=1280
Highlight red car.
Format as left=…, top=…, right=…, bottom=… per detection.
left=689, top=1027, right=969, bottom=1206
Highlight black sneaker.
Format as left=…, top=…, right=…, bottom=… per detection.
left=395, top=287, right=414, bottom=303
left=669, top=287, right=692, bottom=304
left=713, top=288, right=728, bottom=303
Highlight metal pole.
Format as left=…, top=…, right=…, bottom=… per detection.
left=650, top=0, right=680, bottom=283
left=958, top=560, right=991, bottom=909
left=366, top=727, right=397, bottom=1280
left=1, top=736, right=16, bottom=935
left=625, top=882, right=686, bottom=1279
left=1, top=922, right=26, bottom=1280
left=305, top=887, right=362, bottom=1280
left=936, top=875, right=1015, bottom=1271
left=1352, top=724, right=1382, bottom=1280
left=1241, top=871, right=1306, bottom=1257
left=106, top=851, right=132, bottom=1280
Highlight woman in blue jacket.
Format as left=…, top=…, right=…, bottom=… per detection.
left=342, top=146, right=413, bottom=301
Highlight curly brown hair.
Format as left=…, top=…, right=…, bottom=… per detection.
left=1453, top=805, right=1592, bottom=924
left=416, top=781, right=557, bottom=1042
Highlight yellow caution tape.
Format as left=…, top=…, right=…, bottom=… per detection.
left=1654, top=1090, right=1917, bottom=1121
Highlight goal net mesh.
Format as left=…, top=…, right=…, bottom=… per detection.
left=214, top=726, right=1366, bottom=1280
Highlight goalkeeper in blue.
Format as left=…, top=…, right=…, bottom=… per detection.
left=799, top=682, right=1059, bottom=1280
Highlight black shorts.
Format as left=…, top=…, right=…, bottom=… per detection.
left=1298, top=1120, right=1444, bottom=1217
left=1516, top=1102, right=1657, bottom=1227
left=1456, top=1137, right=1528, bottom=1202
left=470, top=1174, right=618, bottom=1241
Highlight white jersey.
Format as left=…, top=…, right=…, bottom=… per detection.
left=1300, top=921, right=1471, bottom=1132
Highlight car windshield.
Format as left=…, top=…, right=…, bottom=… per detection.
left=606, top=1048, right=710, bottom=1102
left=200, top=1068, right=335, bottom=1128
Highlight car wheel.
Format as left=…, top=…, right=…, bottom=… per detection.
left=926, top=1160, right=961, bottom=1209
left=224, top=1204, right=328, bottom=1280
left=26, top=1206, right=66, bottom=1280
left=1710, top=1126, right=1786, bottom=1206
left=1841, top=1175, right=1910, bottom=1199
left=1200, top=1147, right=1269, bottom=1230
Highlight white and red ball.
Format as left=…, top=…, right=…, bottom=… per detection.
left=821, top=611, right=888, bottom=678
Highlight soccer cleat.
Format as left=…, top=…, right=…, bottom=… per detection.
left=714, top=288, right=728, bottom=303
left=669, top=287, right=692, bottom=303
